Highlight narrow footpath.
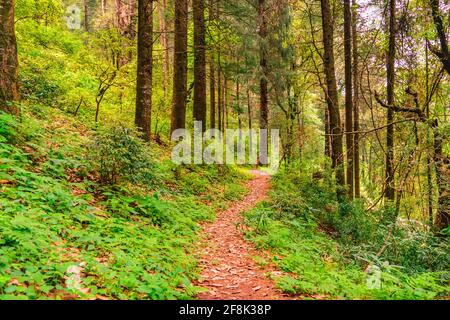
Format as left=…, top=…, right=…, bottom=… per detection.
left=196, top=170, right=290, bottom=300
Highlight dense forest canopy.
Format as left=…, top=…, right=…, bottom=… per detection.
left=0, top=0, right=448, bottom=300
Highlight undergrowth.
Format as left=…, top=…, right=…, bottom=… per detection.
left=244, top=165, right=449, bottom=300
left=0, top=107, right=246, bottom=300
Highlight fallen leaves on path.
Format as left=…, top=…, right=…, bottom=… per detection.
left=196, top=170, right=292, bottom=300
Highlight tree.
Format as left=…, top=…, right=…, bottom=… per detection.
left=115, top=0, right=137, bottom=67
left=208, top=0, right=216, bottom=129
left=210, top=59, right=216, bottom=129
left=0, top=0, right=19, bottom=115
left=352, top=0, right=360, bottom=198
left=320, top=0, right=345, bottom=196
left=385, top=0, right=396, bottom=201
left=135, top=0, right=153, bottom=141
left=193, top=0, right=207, bottom=129
left=344, top=0, right=354, bottom=199
left=428, top=0, right=450, bottom=75
left=171, top=0, right=188, bottom=134
left=258, top=0, right=269, bottom=164
left=157, top=0, right=169, bottom=97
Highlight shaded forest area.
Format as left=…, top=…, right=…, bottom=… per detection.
left=0, top=0, right=449, bottom=300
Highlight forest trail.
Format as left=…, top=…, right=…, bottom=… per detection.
left=196, top=170, right=290, bottom=300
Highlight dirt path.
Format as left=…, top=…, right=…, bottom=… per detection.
left=196, top=170, right=289, bottom=300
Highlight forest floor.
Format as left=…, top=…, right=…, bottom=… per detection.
left=196, top=170, right=293, bottom=300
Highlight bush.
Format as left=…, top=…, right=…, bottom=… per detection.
left=243, top=162, right=450, bottom=299
left=89, top=125, right=154, bottom=185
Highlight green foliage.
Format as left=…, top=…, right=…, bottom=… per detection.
left=89, top=125, right=154, bottom=185
left=0, top=107, right=246, bottom=300
left=244, top=164, right=450, bottom=300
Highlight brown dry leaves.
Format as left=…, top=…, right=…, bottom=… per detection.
left=196, top=170, right=292, bottom=300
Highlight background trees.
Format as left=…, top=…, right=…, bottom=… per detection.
left=2, top=0, right=449, bottom=229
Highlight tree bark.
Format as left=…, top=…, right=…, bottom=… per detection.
left=209, top=58, right=216, bottom=129
left=352, top=0, right=360, bottom=198
left=428, top=0, right=450, bottom=75
left=320, top=0, right=345, bottom=196
left=84, top=0, right=91, bottom=32
left=344, top=0, right=353, bottom=199
left=325, top=107, right=331, bottom=158
left=135, top=0, right=153, bottom=141
left=258, top=0, right=269, bottom=165
left=385, top=0, right=396, bottom=201
left=157, top=0, right=169, bottom=97
left=193, top=0, right=207, bottom=129
left=171, top=0, right=188, bottom=133
left=258, top=0, right=269, bottom=130
left=224, top=77, right=228, bottom=129
left=0, top=0, right=19, bottom=115
left=217, top=55, right=222, bottom=132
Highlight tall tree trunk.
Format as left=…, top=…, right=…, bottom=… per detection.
left=217, top=56, right=222, bottom=132
left=385, top=0, right=396, bottom=201
left=425, top=42, right=434, bottom=227
left=171, top=0, right=188, bottom=133
left=325, top=107, right=331, bottom=157
left=344, top=0, right=353, bottom=199
left=84, top=0, right=91, bottom=32
left=320, top=0, right=345, bottom=196
left=115, top=0, right=136, bottom=66
left=222, top=77, right=226, bottom=130
left=0, top=0, right=19, bottom=115
left=157, top=0, right=169, bottom=97
left=193, top=0, right=207, bottom=129
left=208, top=0, right=216, bottom=129
left=428, top=0, right=450, bottom=75
left=258, top=0, right=269, bottom=165
left=432, top=120, right=450, bottom=231
left=352, top=0, right=360, bottom=198
left=209, top=58, right=216, bottom=129
left=135, top=0, right=153, bottom=141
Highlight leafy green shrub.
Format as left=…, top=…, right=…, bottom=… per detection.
left=20, top=70, right=63, bottom=106
left=244, top=162, right=450, bottom=300
left=89, top=125, right=154, bottom=185
left=0, top=112, right=19, bottom=143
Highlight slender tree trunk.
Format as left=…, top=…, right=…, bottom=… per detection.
left=320, top=0, right=345, bottom=196
left=258, top=0, right=268, bottom=130
left=431, top=120, right=450, bottom=231
left=0, top=0, right=19, bottom=115
left=352, top=0, right=360, bottom=198
left=425, top=42, right=434, bottom=227
left=224, top=78, right=228, bottom=129
left=115, top=0, right=136, bottom=66
left=429, top=0, right=450, bottom=75
left=209, top=58, right=216, bottom=129
left=135, top=0, right=153, bottom=141
left=157, top=0, right=169, bottom=97
left=171, top=0, right=188, bottom=133
left=208, top=0, right=216, bottom=129
left=84, top=0, right=91, bottom=32
left=258, top=0, right=269, bottom=165
left=217, top=57, right=222, bottom=132
left=385, top=0, right=396, bottom=201
left=325, top=107, right=331, bottom=157
left=344, top=0, right=353, bottom=199
left=193, top=0, right=207, bottom=129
